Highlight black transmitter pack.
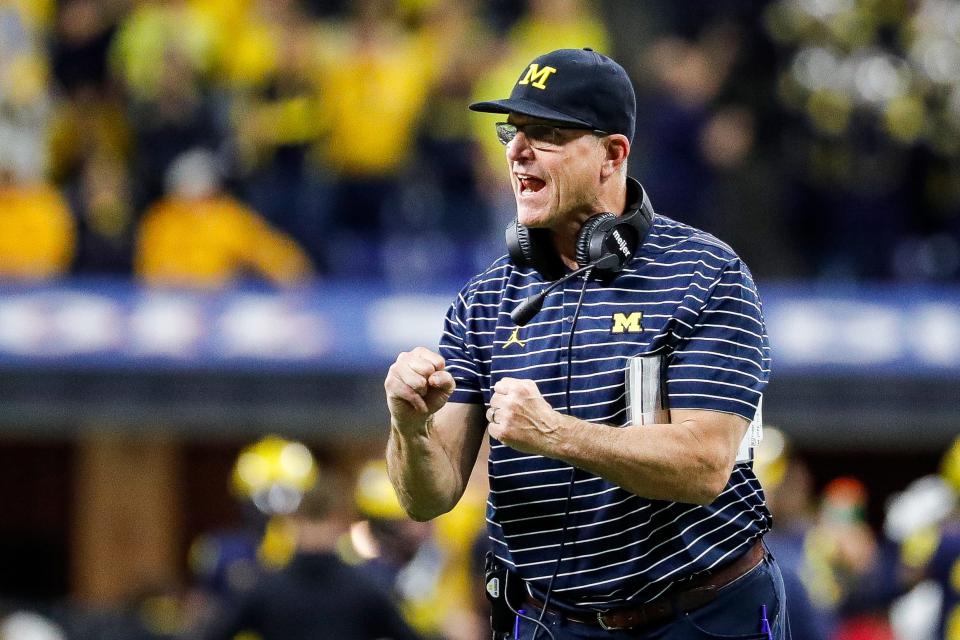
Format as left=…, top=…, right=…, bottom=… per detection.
left=484, top=551, right=528, bottom=638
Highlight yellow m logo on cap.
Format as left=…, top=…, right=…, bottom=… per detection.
left=518, top=64, right=557, bottom=90
left=612, top=312, right=644, bottom=333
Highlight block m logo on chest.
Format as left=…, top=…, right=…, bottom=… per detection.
left=611, top=312, right=644, bottom=333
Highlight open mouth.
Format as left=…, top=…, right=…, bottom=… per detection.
left=517, top=175, right=546, bottom=194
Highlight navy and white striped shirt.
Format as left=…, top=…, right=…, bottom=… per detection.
left=438, top=214, right=772, bottom=611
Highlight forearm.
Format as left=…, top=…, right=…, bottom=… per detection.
left=386, top=416, right=466, bottom=521
left=384, top=349, right=484, bottom=521
left=551, top=414, right=738, bottom=505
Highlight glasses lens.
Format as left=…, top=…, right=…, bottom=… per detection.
left=524, top=124, right=561, bottom=147
left=496, top=123, right=516, bottom=146
left=496, top=123, right=573, bottom=148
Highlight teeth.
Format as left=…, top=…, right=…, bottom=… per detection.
left=517, top=175, right=543, bottom=194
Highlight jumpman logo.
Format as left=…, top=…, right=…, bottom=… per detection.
left=503, top=327, right=527, bottom=349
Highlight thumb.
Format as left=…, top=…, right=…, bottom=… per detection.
left=429, top=370, right=456, bottom=396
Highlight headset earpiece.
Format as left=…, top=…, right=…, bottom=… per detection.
left=505, top=220, right=566, bottom=281
left=575, top=213, right=617, bottom=269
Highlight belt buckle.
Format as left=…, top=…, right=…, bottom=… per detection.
left=597, top=611, right=633, bottom=632
left=597, top=612, right=616, bottom=631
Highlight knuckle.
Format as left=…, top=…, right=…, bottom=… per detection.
left=412, top=346, right=434, bottom=361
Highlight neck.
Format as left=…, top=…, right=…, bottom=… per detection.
left=553, top=180, right=628, bottom=269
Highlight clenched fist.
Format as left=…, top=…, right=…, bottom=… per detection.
left=385, top=347, right=456, bottom=431
left=486, top=377, right=568, bottom=455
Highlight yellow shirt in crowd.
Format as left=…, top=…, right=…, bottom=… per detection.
left=0, top=183, right=75, bottom=279
left=134, top=195, right=313, bottom=289
left=316, top=31, right=432, bottom=177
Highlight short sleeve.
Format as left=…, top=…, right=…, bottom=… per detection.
left=438, top=289, right=484, bottom=404
left=666, top=259, right=770, bottom=421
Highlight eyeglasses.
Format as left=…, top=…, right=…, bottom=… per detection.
left=495, top=122, right=608, bottom=149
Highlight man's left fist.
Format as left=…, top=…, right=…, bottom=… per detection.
left=486, top=377, right=566, bottom=455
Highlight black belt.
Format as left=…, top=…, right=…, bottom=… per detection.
left=525, top=538, right=767, bottom=631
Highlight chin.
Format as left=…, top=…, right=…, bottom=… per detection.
left=516, top=203, right=553, bottom=229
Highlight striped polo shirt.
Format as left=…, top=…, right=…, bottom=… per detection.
left=438, top=213, right=772, bottom=611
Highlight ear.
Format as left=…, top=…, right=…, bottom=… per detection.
left=599, top=134, right=630, bottom=180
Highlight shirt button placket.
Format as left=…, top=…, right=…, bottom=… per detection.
left=561, top=276, right=578, bottom=415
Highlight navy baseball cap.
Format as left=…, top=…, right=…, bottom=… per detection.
left=469, top=48, right=636, bottom=142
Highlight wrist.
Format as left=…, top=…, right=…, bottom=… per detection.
left=391, top=414, right=431, bottom=440
left=554, top=412, right=586, bottom=460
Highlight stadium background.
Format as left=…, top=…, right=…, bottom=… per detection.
left=1, top=0, right=959, bottom=638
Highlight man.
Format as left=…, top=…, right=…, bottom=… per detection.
left=198, top=473, right=420, bottom=640
left=899, top=436, right=960, bottom=640
left=385, top=48, right=785, bottom=639
left=134, top=148, right=314, bottom=288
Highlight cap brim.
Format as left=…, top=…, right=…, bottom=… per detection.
left=468, top=97, right=594, bottom=128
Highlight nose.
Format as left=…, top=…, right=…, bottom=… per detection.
left=506, top=132, right=535, bottom=163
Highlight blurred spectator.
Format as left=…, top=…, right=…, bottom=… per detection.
left=812, top=478, right=880, bottom=607
left=815, top=478, right=894, bottom=640
left=384, top=0, right=500, bottom=287
left=759, top=431, right=897, bottom=639
left=228, top=0, right=330, bottom=263
left=109, top=0, right=220, bottom=104
left=764, top=0, right=960, bottom=280
left=47, top=86, right=132, bottom=188
left=50, top=0, right=124, bottom=94
left=110, top=0, right=227, bottom=208
left=0, top=610, right=66, bottom=640
left=0, top=0, right=53, bottom=187
left=696, top=103, right=803, bottom=278
left=198, top=470, right=421, bottom=640
left=46, top=81, right=136, bottom=274
left=354, top=460, right=439, bottom=634
left=630, top=27, right=740, bottom=231
left=757, top=429, right=835, bottom=639
left=0, top=163, right=75, bottom=281
left=133, top=148, right=314, bottom=288
left=313, top=0, right=439, bottom=277
left=897, top=436, right=960, bottom=640
left=67, top=151, right=136, bottom=274
left=186, top=435, right=319, bottom=636
left=353, top=459, right=486, bottom=640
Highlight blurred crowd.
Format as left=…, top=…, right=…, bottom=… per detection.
left=3, top=431, right=960, bottom=640
left=0, top=435, right=491, bottom=640
left=0, top=0, right=958, bottom=289
left=752, top=430, right=960, bottom=640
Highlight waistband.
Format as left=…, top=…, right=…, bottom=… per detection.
left=525, top=538, right=767, bottom=632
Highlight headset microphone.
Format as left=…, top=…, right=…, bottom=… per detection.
left=511, top=253, right=620, bottom=326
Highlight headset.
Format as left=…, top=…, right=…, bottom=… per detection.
left=505, top=176, right=655, bottom=283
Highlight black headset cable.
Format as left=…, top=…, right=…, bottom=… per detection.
left=527, top=268, right=592, bottom=640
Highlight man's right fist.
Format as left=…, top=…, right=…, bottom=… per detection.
left=384, top=347, right=456, bottom=427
